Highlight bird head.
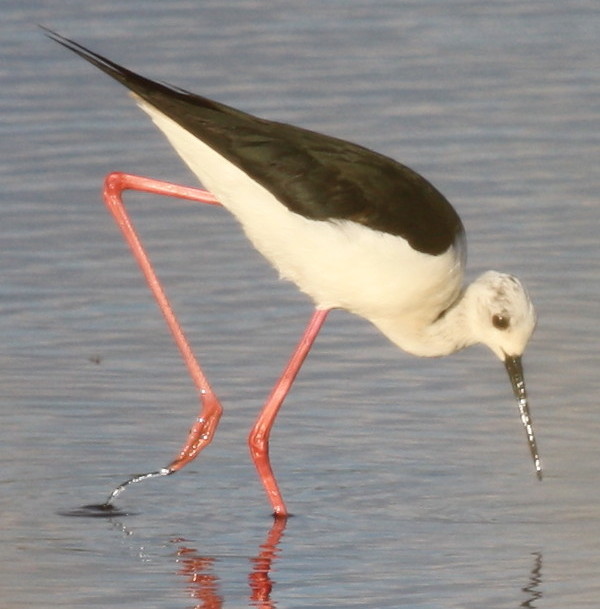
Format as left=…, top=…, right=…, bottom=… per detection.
left=467, top=271, right=537, bottom=360
left=467, top=271, right=541, bottom=479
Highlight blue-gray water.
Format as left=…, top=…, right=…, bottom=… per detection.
left=2, top=1, right=599, bottom=607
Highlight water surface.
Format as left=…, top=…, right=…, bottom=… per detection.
left=2, top=1, right=599, bottom=607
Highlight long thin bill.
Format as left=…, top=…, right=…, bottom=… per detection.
left=504, top=355, right=542, bottom=480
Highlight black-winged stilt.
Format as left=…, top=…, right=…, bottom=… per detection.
left=47, top=30, right=541, bottom=517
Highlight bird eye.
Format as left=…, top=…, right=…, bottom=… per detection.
left=492, top=314, right=510, bottom=330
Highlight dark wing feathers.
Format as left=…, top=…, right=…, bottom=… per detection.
left=46, top=28, right=464, bottom=255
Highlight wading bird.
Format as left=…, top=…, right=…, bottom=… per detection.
left=47, top=29, right=541, bottom=518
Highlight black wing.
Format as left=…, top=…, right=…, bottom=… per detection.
left=46, top=28, right=464, bottom=256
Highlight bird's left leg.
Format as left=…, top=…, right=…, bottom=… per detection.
left=101, top=172, right=223, bottom=504
left=248, top=308, right=330, bottom=518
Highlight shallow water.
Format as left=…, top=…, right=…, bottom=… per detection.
left=2, top=1, right=599, bottom=607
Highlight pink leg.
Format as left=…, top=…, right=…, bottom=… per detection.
left=101, top=172, right=330, bottom=515
left=102, top=173, right=223, bottom=496
left=249, top=308, right=330, bottom=518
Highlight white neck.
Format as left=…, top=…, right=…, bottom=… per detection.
left=370, top=287, right=475, bottom=358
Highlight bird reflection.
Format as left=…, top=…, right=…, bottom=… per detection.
left=174, top=517, right=286, bottom=609
left=175, top=549, right=222, bottom=608
left=520, top=551, right=543, bottom=608
left=248, top=518, right=286, bottom=605
left=101, top=514, right=541, bottom=607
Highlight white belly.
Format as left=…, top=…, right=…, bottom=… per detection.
left=136, top=98, right=463, bottom=330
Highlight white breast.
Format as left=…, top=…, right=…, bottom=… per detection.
left=135, top=97, right=463, bottom=330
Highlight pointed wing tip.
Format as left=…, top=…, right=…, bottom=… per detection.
left=40, top=26, right=76, bottom=49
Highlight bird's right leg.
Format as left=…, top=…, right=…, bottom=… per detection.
left=101, top=172, right=224, bottom=504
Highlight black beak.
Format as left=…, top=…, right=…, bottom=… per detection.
left=504, top=355, right=542, bottom=480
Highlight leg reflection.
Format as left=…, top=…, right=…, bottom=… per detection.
left=174, top=518, right=287, bottom=609
left=248, top=517, right=287, bottom=606
left=175, top=545, right=223, bottom=608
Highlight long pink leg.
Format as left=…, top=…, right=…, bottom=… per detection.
left=101, top=172, right=330, bottom=516
left=102, top=172, right=224, bottom=503
left=249, top=308, right=330, bottom=518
